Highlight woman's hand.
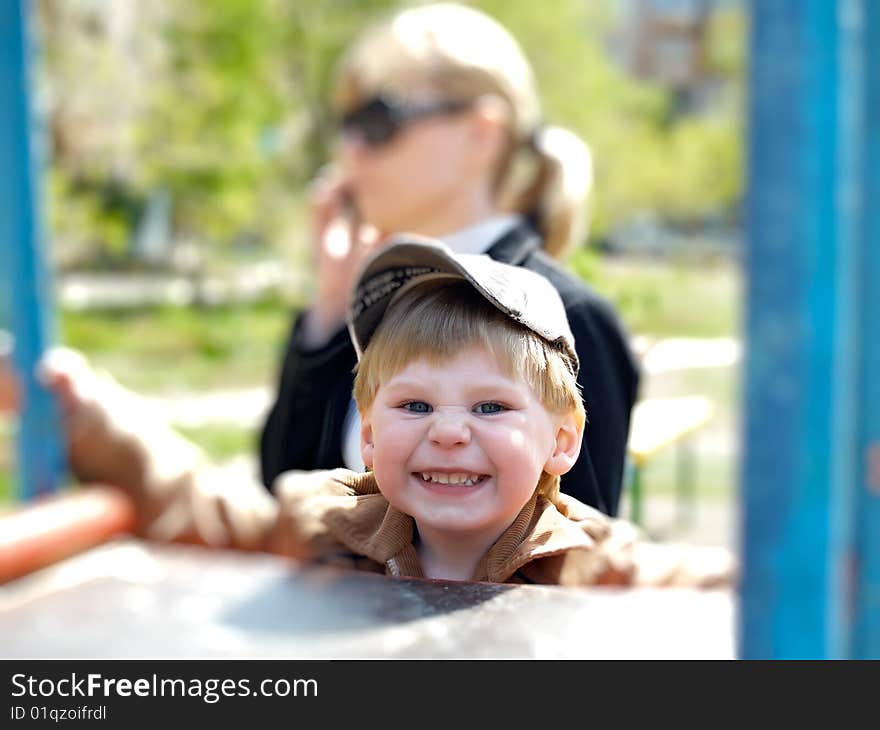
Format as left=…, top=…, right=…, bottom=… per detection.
left=301, top=165, right=384, bottom=348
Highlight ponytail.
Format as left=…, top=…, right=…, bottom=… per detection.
left=501, top=126, right=593, bottom=259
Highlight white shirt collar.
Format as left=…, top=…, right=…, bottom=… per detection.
left=438, top=214, right=521, bottom=256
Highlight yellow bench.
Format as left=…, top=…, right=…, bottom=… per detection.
left=626, top=395, right=714, bottom=527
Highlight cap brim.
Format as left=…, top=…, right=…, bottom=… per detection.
left=348, top=236, right=509, bottom=358
left=347, top=235, right=578, bottom=373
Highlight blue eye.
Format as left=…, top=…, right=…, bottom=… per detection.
left=474, top=402, right=505, bottom=414
left=403, top=401, right=432, bottom=413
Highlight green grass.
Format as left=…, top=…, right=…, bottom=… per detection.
left=570, top=252, right=742, bottom=338
left=0, top=466, right=12, bottom=504
left=60, top=297, right=292, bottom=392
left=176, top=424, right=256, bottom=463
left=0, top=418, right=12, bottom=503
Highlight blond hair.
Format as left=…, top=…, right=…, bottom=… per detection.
left=332, top=3, right=592, bottom=257
left=353, top=280, right=585, bottom=501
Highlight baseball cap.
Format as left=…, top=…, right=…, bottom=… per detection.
left=347, top=235, right=578, bottom=374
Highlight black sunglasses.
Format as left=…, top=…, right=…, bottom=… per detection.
left=339, top=96, right=472, bottom=147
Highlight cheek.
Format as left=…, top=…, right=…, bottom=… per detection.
left=490, top=421, right=554, bottom=475
left=356, top=159, right=428, bottom=225
left=370, top=426, right=419, bottom=509
left=395, top=127, right=470, bottom=185
left=371, top=419, right=416, bottom=470
left=422, top=141, right=470, bottom=185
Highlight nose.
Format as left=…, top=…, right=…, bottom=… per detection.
left=428, top=409, right=471, bottom=448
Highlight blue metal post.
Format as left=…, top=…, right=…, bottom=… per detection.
left=741, top=0, right=858, bottom=659
left=0, top=0, right=67, bottom=498
left=851, top=0, right=880, bottom=659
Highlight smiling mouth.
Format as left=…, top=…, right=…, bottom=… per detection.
left=415, top=472, right=489, bottom=487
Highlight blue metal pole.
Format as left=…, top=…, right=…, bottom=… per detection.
left=740, top=0, right=857, bottom=658
left=851, top=0, right=880, bottom=659
left=0, top=0, right=67, bottom=498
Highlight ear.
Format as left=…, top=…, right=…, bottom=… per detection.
left=469, top=95, right=508, bottom=165
left=360, top=415, right=375, bottom=470
left=543, top=413, right=583, bottom=477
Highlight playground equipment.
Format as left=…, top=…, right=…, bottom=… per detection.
left=626, top=394, right=714, bottom=528
left=742, top=0, right=879, bottom=659
left=0, top=0, right=66, bottom=499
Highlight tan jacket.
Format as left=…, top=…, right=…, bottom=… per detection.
left=131, top=466, right=732, bottom=588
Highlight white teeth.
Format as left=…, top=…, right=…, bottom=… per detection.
left=420, top=472, right=484, bottom=486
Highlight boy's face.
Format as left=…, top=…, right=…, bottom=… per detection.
left=360, top=345, right=581, bottom=540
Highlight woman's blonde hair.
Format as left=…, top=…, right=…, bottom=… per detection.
left=332, top=3, right=593, bottom=258
left=353, top=281, right=585, bottom=501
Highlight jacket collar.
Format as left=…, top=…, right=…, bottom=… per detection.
left=485, top=219, right=541, bottom=267
left=313, top=470, right=609, bottom=583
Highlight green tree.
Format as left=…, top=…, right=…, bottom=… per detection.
left=472, top=0, right=744, bottom=243
left=40, top=0, right=744, bottom=266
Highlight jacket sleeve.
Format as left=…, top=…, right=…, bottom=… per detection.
left=519, top=508, right=735, bottom=589
left=57, top=363, right=280, bottom=551
left=562, top=292, right=641, bottom=516
left=263, top=469, right=386, bottom=575
left=259, top=312, right=357, bottom=490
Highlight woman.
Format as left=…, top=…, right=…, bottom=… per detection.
left=260, top=3, right=639, bottom=516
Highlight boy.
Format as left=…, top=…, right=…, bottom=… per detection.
left=8, top=239, right=732, bottom=587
